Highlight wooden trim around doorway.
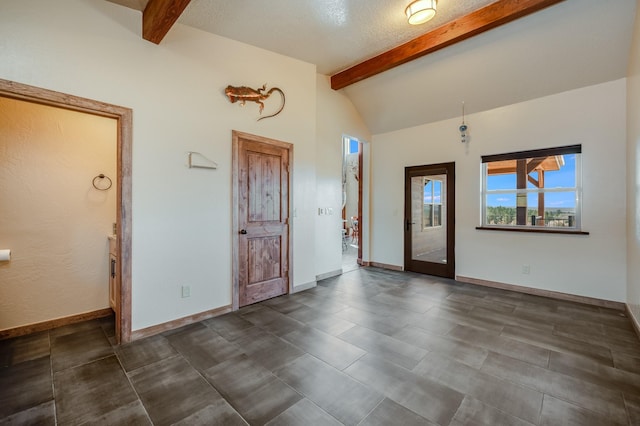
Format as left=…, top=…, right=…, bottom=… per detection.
left=357, top=141, right=363, bottom=264
left=0, top=78, right=133, bottom=344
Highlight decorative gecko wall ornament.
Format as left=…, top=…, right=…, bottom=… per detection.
left=224, top=84, right=285, bottom=121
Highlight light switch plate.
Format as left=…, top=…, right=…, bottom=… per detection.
left=181, top=285, right=191, bottom=298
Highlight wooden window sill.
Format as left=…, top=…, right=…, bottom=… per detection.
left=475, top=226, right=589, bottom=235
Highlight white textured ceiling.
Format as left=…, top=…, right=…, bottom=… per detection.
left=105, top=0, right=636, bottom=134
left=179, top=0, right=500, bottom=75
left=107, top=0, right=498, bottom=74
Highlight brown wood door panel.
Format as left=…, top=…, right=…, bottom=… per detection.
left=234, top=131, right=291, bottom=308
left=248, top=237, right=281, bottom=284
left=247, top=151, right=282, bottom=222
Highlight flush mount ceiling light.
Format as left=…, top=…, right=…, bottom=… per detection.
left=405, top=0, right=437, bottom=25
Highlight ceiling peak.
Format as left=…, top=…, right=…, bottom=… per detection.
left=330, top=0, right=566, bottom=90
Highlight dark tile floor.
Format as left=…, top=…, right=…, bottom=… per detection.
left=2, top=267, right=640, bottom=425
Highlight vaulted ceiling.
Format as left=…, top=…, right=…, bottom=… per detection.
left=106, top=0, right=636, bottom=134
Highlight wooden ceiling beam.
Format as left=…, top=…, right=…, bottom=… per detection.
left=143, top=0, right=192, bottom=44
left=330, top=0, right=565, bottom=90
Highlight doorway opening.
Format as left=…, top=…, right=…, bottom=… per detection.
left=0, top=79, right=133, bottom=343
left=404, top=162, right=455, bottom=278
left=342, top=135, right=362, bottom=272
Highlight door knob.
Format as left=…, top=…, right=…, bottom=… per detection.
left=240, top=229, right=247, bottom=234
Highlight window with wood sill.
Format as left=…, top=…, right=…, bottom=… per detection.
left=479, top=145, right=587, bottom=234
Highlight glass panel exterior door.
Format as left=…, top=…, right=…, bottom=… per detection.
left=411, top=174, right=447, bottom=264
left=405, top=163, right=455, bottom=278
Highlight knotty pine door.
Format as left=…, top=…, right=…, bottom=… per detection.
left=233, top=131, right=291, bottom=308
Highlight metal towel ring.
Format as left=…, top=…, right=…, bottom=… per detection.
left=92, top=174, right=112, bottom=191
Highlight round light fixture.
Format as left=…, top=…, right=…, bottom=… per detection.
left=405, top=0, right=437, bottom=25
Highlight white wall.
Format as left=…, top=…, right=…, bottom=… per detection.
left=315, top=75, right=371, bottom=276
left=627, top=0, right=640, bottom=321
left=0, top=0, right=318, bottom=331
left=372, top=79, right=628, bottom=302
left=0, top=97, right=117, bottom=329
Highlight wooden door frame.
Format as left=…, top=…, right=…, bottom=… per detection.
left=0, top=79, right=133, bottom=344
left=404, top=162, right=455, bottom=278
left=357, top=141, right=363, bottom=264
left=231, top=130, right=293, bottom=311
left=342, top=137, right=364, bottom=264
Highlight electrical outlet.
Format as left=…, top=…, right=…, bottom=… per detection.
left=522, top=265, right=530, bottom=275
left=181, top=285, right=191, bottom=298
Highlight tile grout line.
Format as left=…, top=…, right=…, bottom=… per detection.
left=446, top=351, right=545, bottom=425
left=622, top=392, right=635, bottom=426
left=112, top=348, right=155, bottom=425
left=354, top=397, right=384, bottom=426
left=163, top=337, right=250, bottom=425
left=275, top=351, right=378, bottom=425
left=479, top=352, right=630, bottom=424
left=542, top=392, right=630, bottom=425
left=48, top=330, right=58, bottom=426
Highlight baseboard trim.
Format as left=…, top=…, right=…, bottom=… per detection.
left=626, top=304, right=640, bottom=341
left=0, top=308, right=114, bottom=340
left=130, top=305, right=232, bottom=341
left=292, top=280, right=317, bottom=293
left=316, top=269, right=342, bottom=281
left=456, top=276, right=625, bottom=311
left=369, top=262, right=404, bottom=271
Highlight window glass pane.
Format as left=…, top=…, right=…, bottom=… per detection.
left=423, top=205, right=433, bottom=227
left=544, top=154, right=576, bottom=188
left=542, top=191, right=577, bottom=227
left=545, top=191, right=576, bottom=209
left=424, top=180, right=433, bottom=203
left=349, top=138, right=359, bottom=154
left=527, top=192, right=539, bottom=207
left=487, top=174, right=515, bottom=190
left=486, top=193, right=516, bottom=208
left=433, top=180, right=442, bottom=204
left=485, top=194, right=516, bottom=225
left=482, top=148, right=581, bottom=230
left=527, top=194, right=539, bottom=225
left=434, top=205, right=441, bottom=226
